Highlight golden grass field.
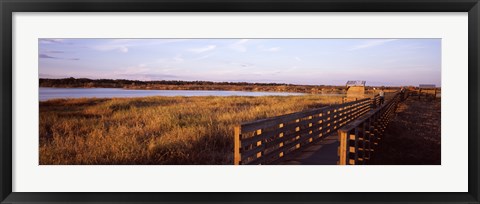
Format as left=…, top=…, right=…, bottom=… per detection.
left=40, top=95, right=343, bottom=165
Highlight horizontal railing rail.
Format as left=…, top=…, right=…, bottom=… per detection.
left=234, top=97, right=373, bottom=165
left=337, top=91, right=405, bottom=165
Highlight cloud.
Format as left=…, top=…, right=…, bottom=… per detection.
left=39, top=54, right=56, bottom=59
left=160, top=67, right=181, bottom=72
left=39, top=73, right=71, bottom=79
left=89, top=73, right=179, bottom=81
left=39, top=39, right=66, bottom=44
left=249, top=69, right=284, bottom=76
left=131, top=74, right=179, bottom=81
left=295, top=57, right=302, bottom=61
left=94, top=44, right=129, bottom=53
left=115, top=64, right=151, bottom=75
left=188, top=45, right=216, bottom=53
left=106, top=63, right=184, bottom=81
left=119, top=47, right=129, bottom=53
left=45, top=50, right=65, bottom=53
left=229, top=62, right=255, bottom=69
left=157, top=55, right=185, bottom=64
left=400, top=44, right=427, bottom=50
left=92, top=39, right=193, bottom=54
left=240, top=63, right=254, bottom=68
left=92, top=39, right=138, bottom=53
left=230, top=39, right=249, bottom=52
left=349, top=39, right=398, bottom=51
left=237, top=39, right=249, bottom=44
left=285, top=66, right=299, bottom=72
left=173, top=55, right=184, bottom=62
left=266, top=47, right=280, bottom=52
left=39, top=53, right=79, bottom=60
left=193, top=54, right=212, bottom=60
left=258, top=45, right=281, bottom=52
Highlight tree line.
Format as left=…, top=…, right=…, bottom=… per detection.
left=39, top=77, right=348, bottom=94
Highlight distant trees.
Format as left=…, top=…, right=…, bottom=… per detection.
left=39, top=77, right=349, bottom=93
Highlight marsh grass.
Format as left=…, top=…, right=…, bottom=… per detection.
left=39, top=95, right=342, bottom=165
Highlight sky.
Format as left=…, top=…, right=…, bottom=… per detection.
left=39, top=38, right=441, bottom=86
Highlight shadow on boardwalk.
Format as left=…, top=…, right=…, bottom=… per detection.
left=279, top=134, right=339, bottom=165
left=369, top=96, right=441, bottom=165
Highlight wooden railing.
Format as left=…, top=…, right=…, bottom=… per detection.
left=337, top=91, right=405, bottom=165
left=371, top=94, right=382, bottom=109
left=234, top=98, right=372, bottom=165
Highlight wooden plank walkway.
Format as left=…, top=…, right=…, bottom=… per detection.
left=234, top=98, right=373, bottom=165
left=278, top=91, right=405, bottom=165
left=233, top=92, right=402, bottom=165
left=278, top=134, right=339, bottom=165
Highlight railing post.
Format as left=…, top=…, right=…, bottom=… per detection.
left=370, top=98, right=376, bottom=110
left=372, top=114, right=380, bottom=146
left=338, top=130, right=348, bottom=165
left=358, top=124, right=367, bottom=164
left=364, top=119, right=370, bottom=162
left=234, top=125, right=241, bottom=165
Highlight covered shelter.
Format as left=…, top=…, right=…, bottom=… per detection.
left=346, top=80, right=366, bottom=98
left=418, top=84, right=437, bottom=99
left=343, top=80, right=366, bottom=103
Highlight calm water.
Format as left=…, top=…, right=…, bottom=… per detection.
left=39, top=87, right=307, bottom=101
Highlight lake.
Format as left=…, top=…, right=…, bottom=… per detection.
left=39, top=87, right=308, bottom=101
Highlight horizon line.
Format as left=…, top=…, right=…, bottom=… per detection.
left=39, top=77, right=440, bottom=88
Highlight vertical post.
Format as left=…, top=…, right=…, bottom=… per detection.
left=338, top=130, right=348, bottom=165
left=349, top=132, right=356, bottom=165
left=371, top=97, right=376, bottom=110
left=373, top=117, right=380, bottom=146
left=368, top=124, right=375, bottom=154
left=358, top=124, right=366, bottom=164
left=234, top=125, right=241, bottom=165
left=365, top=119, right=374, bottom=162
left=354, top=127, right=360, bottom=164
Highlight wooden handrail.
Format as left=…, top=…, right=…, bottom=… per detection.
left=234, top=97, right=373, bottom=165
left=338, top=91, right=405, bottom=165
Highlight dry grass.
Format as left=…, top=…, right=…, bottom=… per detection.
left=40, top=95, right=342, bottom=165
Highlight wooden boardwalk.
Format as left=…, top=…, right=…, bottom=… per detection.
left=234, top=91, right=405, bottom=165
left=280, top=91, right=404, bottom=165
left=234, top=98, right=374, bottom=165
left=281, top=92, right=402, bottom=165
left=278, top=134, right=339, bottom=165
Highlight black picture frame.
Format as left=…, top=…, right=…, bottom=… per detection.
left=1, top=0, right=479, bottom=203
